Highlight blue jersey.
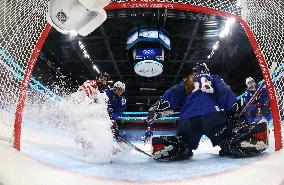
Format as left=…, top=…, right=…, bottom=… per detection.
left=105, top=89, right=126, bottom=119
left=145, top=130, right=153, bottom=138
left=161, top=81, right=187, bottom=109
left=180, top=74, right=221, bottom=119
left=244, top=84, right=269, bottom=119
left=161, top=74, right=237, bottom=119
left=211, top=75, right=237, bottom=111
left=245, top=84, right=269, bottom=107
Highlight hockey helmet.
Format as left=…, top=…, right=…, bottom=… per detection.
left=97, top=72, right=110, bottom=80
left=245, top=77, right=255, bottom=86
left=192, top=63, right=210, bottom=75
left=113, top=81, right=125, bottom=91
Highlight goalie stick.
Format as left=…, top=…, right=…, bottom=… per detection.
left=239, top=82, right=265, bottom=116
left=115, top=133, right=153, bottom=158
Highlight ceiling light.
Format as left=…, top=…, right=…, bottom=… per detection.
left=213, top=41, right=219, bottom=49
left=69, top=30, right=78, bottom=36
left=225, top=18, right=235, bottom=27
left=219, top=31, right=225, bottom=38
left=219, top=26, right=230, bottom=38
left=84, top=54, right=90, bottom=58
left=78, top=41, right=91, bottom=59
left=219, top=18, right=235, bottom=38
left=93, top=65, right=100, bottom=73
left=140, top=87, right=156, bottom=91
left=79, top=41, right=85, bottom=49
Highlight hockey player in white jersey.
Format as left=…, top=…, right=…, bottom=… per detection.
left=75, top=72, right=120, bottom=163
left=78, top=72, right=110, bottom=100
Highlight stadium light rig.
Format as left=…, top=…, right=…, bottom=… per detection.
left=78, top=41, right=90, bottom=59
left=140, top=87, right=156, bottom=91
left=69, top=30, right=78, bottom=36
left=208, top=40, right=219, bottom=59
left=78, top=41, right=100, bottom=75
left=208, top=18, right=235, bottom=59
left=219, top=18, right=235, bottom=38
left=126, top=26, right=171, bottom=77
left=93, top=64, right=100, bottom=73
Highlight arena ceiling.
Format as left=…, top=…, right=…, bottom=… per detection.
left=38, top=8, right=262, bottom=111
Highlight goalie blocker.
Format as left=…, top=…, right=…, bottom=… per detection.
left=151, top=119, right=269, bottom=161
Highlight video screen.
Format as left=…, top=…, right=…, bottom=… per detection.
left=135, top=47, right=163, bottom=61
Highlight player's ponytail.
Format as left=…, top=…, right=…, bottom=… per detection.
left=184, top=73, right=195, bottom=94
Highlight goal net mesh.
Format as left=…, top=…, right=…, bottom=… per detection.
left=0, top=0, right=49, bottom=144
left=0, top=0, right=283, bottom=147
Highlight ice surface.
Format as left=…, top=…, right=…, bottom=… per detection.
left=19, top=119, right=275, bottom=181
left=0, top=118, right=284, bottom=185
left=0, top=90, right=283, bottom=184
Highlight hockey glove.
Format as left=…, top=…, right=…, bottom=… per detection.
left=146, top=99, right=174, bottom=125
left=228, top=102, right=248, bottom=126
left=146, top=111, right=161, bottom=125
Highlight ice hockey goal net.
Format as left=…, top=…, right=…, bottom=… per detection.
left=0, top=0, right=283, bottom=150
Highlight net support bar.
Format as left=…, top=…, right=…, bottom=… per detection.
left=13, top=23, right=52, bottom=151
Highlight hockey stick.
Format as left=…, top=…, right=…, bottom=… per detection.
left=239, top=82, right=265, bottom=116
left=116, top=134, right=153, bottom=158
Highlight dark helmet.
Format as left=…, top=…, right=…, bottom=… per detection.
left=192, top=63, right=210, bottom=75
left=96, top=72, right=110, bottom=80
left=96, top=72, right=110, bottom=92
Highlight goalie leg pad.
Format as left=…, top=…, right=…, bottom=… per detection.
left=220, top=119, right=269, bottom=158
left=239, top=137, right=268, bottom=152
left=253, top=131, right=268, bottom=141
left=230, top=118, right=268, bottom=144
left=152, top=136, right=193, bottom=161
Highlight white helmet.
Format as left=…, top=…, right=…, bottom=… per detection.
left=245, top=77, right=255, bottom=85
left=113, top=81, right=125, bottom=91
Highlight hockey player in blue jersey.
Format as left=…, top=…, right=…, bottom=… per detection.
left=106, top=81, right=126, bottom=120
left=106, top=81, right=127, bottom=140
left=244, top=77, right=271, bottom=123
left=142, top=126, right=153, bottom=144
left=147, top=63, right=268, bottom=161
